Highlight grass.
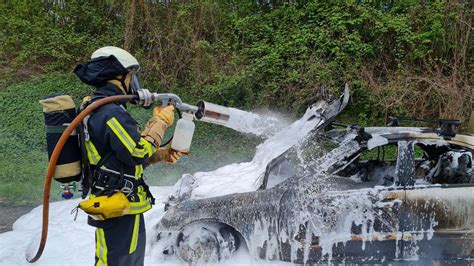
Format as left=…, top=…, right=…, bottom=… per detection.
left=0, top=74, right=262, bottom=206
left=360, top=144, right=425, bottom=161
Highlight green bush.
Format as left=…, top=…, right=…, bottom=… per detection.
left=0, top=1, right=124, bottom=70
left=0, top=1, right=471, bottom=205
left=1, top=1, right=471, bottom=121
left=222, top=1, right=472, bottom=119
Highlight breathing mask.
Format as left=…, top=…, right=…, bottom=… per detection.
left=129, top=68, right=141, bottom=96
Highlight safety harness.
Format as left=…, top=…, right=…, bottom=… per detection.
left=92, top=164, right=156, bottom=205
left=77, top=98, right=155, bottom=205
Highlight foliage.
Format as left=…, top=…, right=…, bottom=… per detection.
left=1, top=1, right=471, bottom=122
left=119, top=1, right=472, bottom=121
left=0, top=1, right=125, bottom=71
left=224, top=1, right=472, bottom=119
left=0, top=1, right=472, bottom=205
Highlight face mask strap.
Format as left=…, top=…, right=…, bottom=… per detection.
left=119, top=75, right=128, bottom=93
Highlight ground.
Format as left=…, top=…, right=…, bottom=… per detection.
left=0, top=206, right=33, bottom=233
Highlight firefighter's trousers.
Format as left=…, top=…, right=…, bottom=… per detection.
left=92, top=213, right=145, bottom=266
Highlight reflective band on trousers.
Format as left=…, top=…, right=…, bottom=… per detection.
left=129, top=215, right=140, bottom=254
left=129, top=200, right=151, bottom=214
left=96, top=228, right=108, bottom=266
left=130, top=202, right=151, bottom=212
left=129, top=187, right=151, bottom=214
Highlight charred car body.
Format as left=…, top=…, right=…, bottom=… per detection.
left=154, top=90, right=474, bottom=264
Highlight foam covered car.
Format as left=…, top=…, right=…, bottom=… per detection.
left=153, top=89, right=473, bottom=264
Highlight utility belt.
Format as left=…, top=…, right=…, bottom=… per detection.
left=77, top=166, right=155, bottom=221
left=92, top=166, right=155, bottom=205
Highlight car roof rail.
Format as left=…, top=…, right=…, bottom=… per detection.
left=331, top=122, right=349, bottom=128
left=387, top=116, right=462, bottom=138
left=326, top=122, right=373, bottom=142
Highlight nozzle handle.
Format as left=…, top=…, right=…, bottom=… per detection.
left=152, top=93, right=184, bottom=106
left=151, top=94, right=198, bottom=114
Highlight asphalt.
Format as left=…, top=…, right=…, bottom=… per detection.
left=0, top=206, right=34, bottom=233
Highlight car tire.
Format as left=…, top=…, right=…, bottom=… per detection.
left=176, top=222, right=240, bottom=264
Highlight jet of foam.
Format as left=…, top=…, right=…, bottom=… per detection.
left=226, top=108, right=288, bottom=137
left=175, top=106, right=324, bottom=200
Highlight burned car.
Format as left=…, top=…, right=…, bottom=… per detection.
left=153, top=90, right=473, bottom=264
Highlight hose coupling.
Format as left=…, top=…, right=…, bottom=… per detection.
left=136, top=89, right=154, bottom=107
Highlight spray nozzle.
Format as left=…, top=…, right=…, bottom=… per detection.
left=137, top=89, right=232, bottom=126
left=195, top=101, right=230, bottom=125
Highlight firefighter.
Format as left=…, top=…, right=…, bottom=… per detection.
left=74, top=46, right=183, bottom=266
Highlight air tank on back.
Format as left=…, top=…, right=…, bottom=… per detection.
left=39, top=94, right=82, bottom=183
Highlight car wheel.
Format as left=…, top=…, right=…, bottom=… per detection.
left=176, top=222, right=240, bottom=264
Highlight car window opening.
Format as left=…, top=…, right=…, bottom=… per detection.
left=263, top=130, right=473, bottom=190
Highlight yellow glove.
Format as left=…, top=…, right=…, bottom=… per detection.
left=167, top=149, right=185, bottom=164
left=153, top=105, right=175, bottom=127
left=141, top=117, right=167, bottom=147
left=141, top=105, right=175, bottom=147
left=148, top=144, right=186, bottom=164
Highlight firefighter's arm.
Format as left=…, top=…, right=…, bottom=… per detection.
left=142, top=105, right=185, bottom=164
left=105, top=114, right=157, bottom=167
left=142, top=105, right=183, bottom=164
left=141, top=105, right=175, bottom=147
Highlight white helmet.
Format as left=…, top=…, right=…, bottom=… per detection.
left=91, top=46, right=140, bottom=70
left=91, top=46, right=142, bottom=95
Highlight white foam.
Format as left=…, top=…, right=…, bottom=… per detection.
left=226, top=108, right=287, bottom=137
left=188, top=107, right=323, bottom=199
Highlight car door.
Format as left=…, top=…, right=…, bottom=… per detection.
left=395, top=140, right=474, bottom=260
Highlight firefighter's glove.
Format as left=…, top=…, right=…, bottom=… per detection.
left=148, top=144, right=186, bottom=164
left=79, top=192, right=131, bottom=220
left=141, top=117, right=168, bottom=148
left=153, top=105, right=175, bottom=127
left=168, top=149, right=185, bottom=164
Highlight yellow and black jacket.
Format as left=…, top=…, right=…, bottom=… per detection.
left=84, top=83, right=157, bottom=220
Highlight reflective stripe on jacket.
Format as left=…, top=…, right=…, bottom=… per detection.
left=85, top=83, right=156, bottom=214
